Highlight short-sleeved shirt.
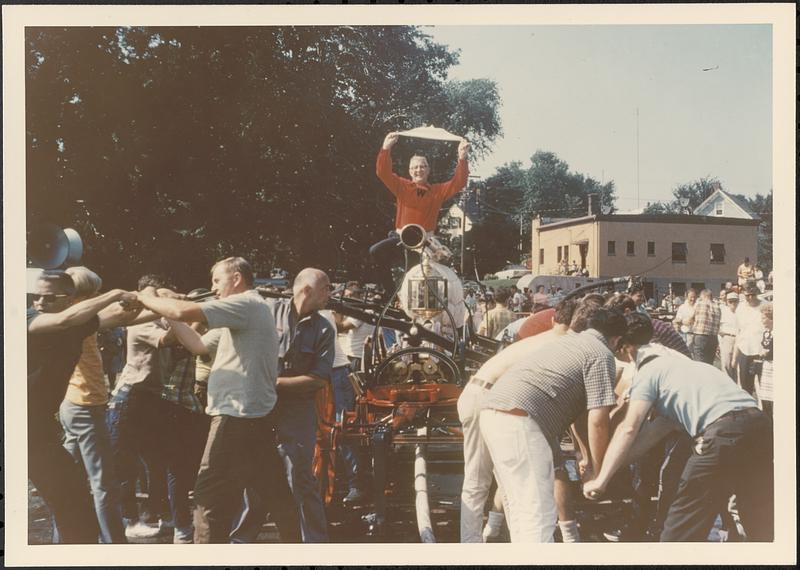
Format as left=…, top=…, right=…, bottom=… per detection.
left=629, top=352, right=757, bottom=437
left=483, top=328, right=617, bottom=448
left=161, top=346, right=204, bottom=414
left=343, top=316, right=375, bottom=359
left=64, top=333, right=109, bottom=406
left=114, top=320, right=171, bottom=396
left=692, top=299, right=721, bottom=336
left=268, top=297, right=335, bottom=392
left=734, top=302, right=764, bottom=355
left=27, top=308, right=99, bottom=420
left=674, top=302, right=695, bottom=334
left=319, top=310, right=350, bottom=369
left=479, top=306, right=517, bottom=339
left=201, top=290, right=279, bottom=418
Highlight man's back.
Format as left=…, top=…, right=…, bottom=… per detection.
left=484, top=329, right=616, bottom=445
left=629, top=353, right=756, bottom=437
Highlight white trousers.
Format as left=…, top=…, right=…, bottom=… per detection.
left=457, top=382, right=494, bottom=542
left=480, top=409, right=556, bottom=543
left=718, top=334, right=736, bottom=381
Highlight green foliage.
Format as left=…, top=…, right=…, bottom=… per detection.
left=26, top=26, right=501, bottom=289
left=468, top=152, right=616, bottom=275
left=642, top=176, right=720, bottom=214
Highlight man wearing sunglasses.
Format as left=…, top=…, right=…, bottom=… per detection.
left=27, top=270, right=140, bottom=543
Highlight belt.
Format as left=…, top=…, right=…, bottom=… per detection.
left=492, top=408, right=528, bottom=417
left=470, top=376, right=495, bottom=390
left=719, top=332, right=736, bottom=337
left=702, top=406, right=761, bottom=433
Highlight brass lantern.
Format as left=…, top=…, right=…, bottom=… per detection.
left=407, top=255, right=448, bottom=319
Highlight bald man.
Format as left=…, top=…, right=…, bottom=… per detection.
left=232, top=268, right=336, bottom=543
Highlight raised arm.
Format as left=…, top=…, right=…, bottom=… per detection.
left=440, top=138, right=470, bottom=200
left=28, top=289, right=133, bottom=334
left=136, top=290, right=207, bottom=324
left=376, top=132, right=403, bottom=194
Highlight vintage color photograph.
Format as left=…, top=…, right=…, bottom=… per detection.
left=4, top=4, right=795, bottom=567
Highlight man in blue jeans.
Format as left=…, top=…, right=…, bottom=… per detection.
left=27, top=270, right=139, bottom=543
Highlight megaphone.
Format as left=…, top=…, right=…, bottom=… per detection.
left=27, top=224, right=83, bottom=269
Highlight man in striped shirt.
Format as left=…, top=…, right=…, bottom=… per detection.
left=479, top=308, right=626, bottom=542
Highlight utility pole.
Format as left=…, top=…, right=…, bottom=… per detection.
left=636, top=107, right=640, bottom=210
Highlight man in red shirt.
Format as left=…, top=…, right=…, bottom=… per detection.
left=369, top=132, right=470, bottom=290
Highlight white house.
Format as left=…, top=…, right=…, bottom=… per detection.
left=693, top=186, right=759, bottom=220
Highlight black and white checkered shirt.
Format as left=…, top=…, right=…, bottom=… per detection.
left=482, top=328, right=617, bottom=447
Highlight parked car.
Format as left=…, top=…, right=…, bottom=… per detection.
left=493, top=264, right=530, bottom=280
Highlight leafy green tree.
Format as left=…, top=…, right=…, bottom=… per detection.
left=642, top=176, right=721, bottom=214
left=470, top=152, right=616, bottom=274
left=26, top=26, right=501, bottom=289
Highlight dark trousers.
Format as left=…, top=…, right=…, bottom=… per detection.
left=159, top=401, right=209, bottom=529
left=692, top=333, right=718, bottom=365
left=735, top=352, right=757, bottom=395
left=193, top=414, right=301, bottom=543
left=660, top=408, right=774, bottom=542
left=28, top=413, right=100, bottom=543
left=107, top=385, right=169, bottom=521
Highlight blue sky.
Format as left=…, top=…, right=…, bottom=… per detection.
left=427, top=25, right=772, bottom=209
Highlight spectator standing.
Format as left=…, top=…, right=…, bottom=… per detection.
left=717, top=292, right=739, bottom=380
left=733, top=285, right=764, bottom=396
left=672, top=289, right=697, bottom=354
left=478, top=287, right=516, bottom=338
left=736, top=257, right=755, bottom=287
left=691, top=290, right=721, bottom=364
left=755, top=304, right=773, bottom=418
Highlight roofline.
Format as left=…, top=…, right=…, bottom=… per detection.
left=537, top=213, right=761, bottom=231
left=694, top=188, right=758, bottom=219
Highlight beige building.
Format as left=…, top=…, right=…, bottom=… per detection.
left=531, top=213, right=760, bottom=298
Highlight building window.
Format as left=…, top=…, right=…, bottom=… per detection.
left=627, top=241, right=635, bottom=256
left=557, top=246, right=563, bottom=262
left=607, top=241, right=616, bottom=256
left=691, top=282, right=706, bottom=292
left=647, top=241, right=655, bottom=256
left=672, top=242, right=687, bottom=263
left=539, top=248, right=544, bottom=265
left=715, top=203, right=724, bottom=216
left=564, top=245, right=569, bottom=262
left=710, top=243, right=725, bottom=264
left=671, top=282, right=686, bottom=297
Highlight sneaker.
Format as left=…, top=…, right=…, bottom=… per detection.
left=124, top=520, right=161, bottom=539
left=602, top=528, right=623, bottom=542
left=173, top=526, right=193, bottom=544
left=342, top=487, right=365, bottom=505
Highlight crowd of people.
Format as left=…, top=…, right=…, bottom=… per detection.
left=458, top=272, right=775, bottom=543
left=26, top=128, right=775, bottom=546
left=26, top=259, right=398, bottom=544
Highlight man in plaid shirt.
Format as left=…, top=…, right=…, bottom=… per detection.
left=691, top=290, right=721, bottom=364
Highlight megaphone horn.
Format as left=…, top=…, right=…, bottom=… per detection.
left=398, top=223, right=427, bottom=250
left=27, top=224, right=83, bottom=269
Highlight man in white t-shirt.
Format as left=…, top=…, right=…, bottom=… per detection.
left=732, top=285, right=764, bottom=395
left=338, top=285, right=375, bottom=372
left=136, top=257, right=300, bottom=543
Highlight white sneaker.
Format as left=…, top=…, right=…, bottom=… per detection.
left=124, top=520, right=161, bottom=539
left=173, top=526, right=193, bottom=544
